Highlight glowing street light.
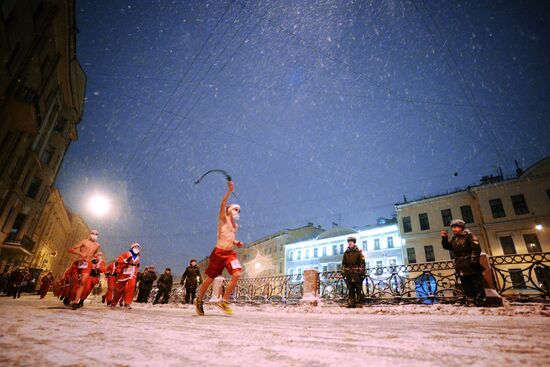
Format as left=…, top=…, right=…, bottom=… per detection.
left=88, top=194, right=111, bottom=217
left=535, top=224, right=543, bottom=231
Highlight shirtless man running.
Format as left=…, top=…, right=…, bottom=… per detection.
left=195, top=180, right=243, bottom=316
left=67, top=229, right=102, bottom=309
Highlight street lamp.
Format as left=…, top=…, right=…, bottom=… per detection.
left=535, top=224, right=543, bottom=231
left=88, top=194, right=111, bottom=217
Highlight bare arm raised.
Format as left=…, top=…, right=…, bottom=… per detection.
left=216, top=181, right=240, bottom=250
left=217, top=181, right=234, bottom=236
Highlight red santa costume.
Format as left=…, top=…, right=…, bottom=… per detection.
left=79, top=253, right=107, bottom=302
left=103, top=262, right=117, bottom=305
left=111, top=243, right=140, bottom=308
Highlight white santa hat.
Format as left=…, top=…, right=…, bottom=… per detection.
left=227, top=204, right=240, bottom=213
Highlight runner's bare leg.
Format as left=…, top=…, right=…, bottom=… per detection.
left=197, top=277, right=214, bottom=301
left=74, top=273, right=89, bottom=302
left=223, top=271, right=240, bottom=301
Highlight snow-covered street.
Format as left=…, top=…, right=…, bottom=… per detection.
left=0, top=295, right=549, bottom=367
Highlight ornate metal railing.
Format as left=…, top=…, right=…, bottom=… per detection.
left=490, top=252, right=550, bottom=301
left=147, top=252, right=550, bottom=305
left=319, top=261, right=461, bottom=305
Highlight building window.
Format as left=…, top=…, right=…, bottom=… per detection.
left=336, top=264, right=342, bottom=271
left=419, top=213, right=430, bottom=230
left=32, top=1, right=45, bottom=26
left=322, top=265, right=328, bottom=272
left=523, top=234, right=542, bottom=253
left=297, top=250, right=301, bottom=260
left=26, top=177, right=42, bottom=199
left=499, top=236, right=517, bottom=255
left=460, top=205, right=474, bottom=224
left=274, top=245, right=277, bottom=253
left=424, top=245, right=435, bottom=262
left=313, top=248, right=318, bottom=257
left=332, top=245, right=337, bottom=255
left=280, top=244, right=283, bottom=251
left=374, top=239, right=380, bottom=250
left=305, top=249, right=309, bottom=259
left=376, top=261, right=383, bottom=275
left=54, top=117, right=67, bottom=133
left=365, top=261, right=370, bottom=269
left=362, top=240, right=367, bottom=251
left=402, top=216, right=412, bottom=233
left=289, top=252, right=293, bottom=261
left=7, top=42, right=21, bottom=72
left=322, top=247, right=327, bottom=256
left=407, top=248, right=417, bottom=264
left=510, top=194, right=529, bottom=215
left=440, top=209, right=452, bottom=227
left=339, top=244, right=344, bottom=254
left=387, top=236, right=394, bottom=249
left=7, top=214, right=27, bottom=242
left=40, top=146, right=54, bottom=165
left=489, top=199, right=506, bottom=218
left=509, top=269, right=526, bottom=289
left=279, top=262, right=283, bottom=273
left=389, top=258, right=397, bottom=272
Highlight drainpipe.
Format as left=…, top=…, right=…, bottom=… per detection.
left=468, top=190, right=492, bottom=256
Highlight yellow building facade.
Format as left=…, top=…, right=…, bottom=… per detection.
left=28, top=188, right=91, bottom=279
left=396, top=157, right=550, bottom=264
left=0, top=0, right=86, bottom=271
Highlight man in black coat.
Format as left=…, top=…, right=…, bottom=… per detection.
left=342, top=237, right=366, bottom=308
left=180, top=259, right=202, bottom=304
left=137, top=266, right=157, bottom=303
left=153, top=268, right=173, bottom=304
left=441, top=219, right=485, bottom=305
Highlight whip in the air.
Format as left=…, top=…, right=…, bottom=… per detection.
left=194, top=169, right=237, bottom=199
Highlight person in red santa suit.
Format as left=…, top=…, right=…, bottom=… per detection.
left=77, top=252, right=108, bottom=307
left=111, top=242, right=140, bottom=309
left=102, top=260, right=117, bottom=306
left=60, top=262, right=78, bottom=306
left=39, top=271, right=54, bottom=299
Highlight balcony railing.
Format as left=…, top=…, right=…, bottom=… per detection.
left=149, top=252, right=550, bottom=305
left=3, top=235, right=36, bottom=254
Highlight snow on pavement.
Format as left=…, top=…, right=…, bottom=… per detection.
left=0, top=295, right=549, bottom=367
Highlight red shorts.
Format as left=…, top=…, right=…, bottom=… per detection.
left=75, top=260, right=93, bottom=275
left=205, top=247, right=241, bottom=278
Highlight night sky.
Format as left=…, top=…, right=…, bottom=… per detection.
left=57, top=0, right=550, bottom=272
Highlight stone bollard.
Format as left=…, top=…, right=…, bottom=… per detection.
left=480, top=253, right=504, bottom=307
left=299, top=269, right=319, bottom=306
left=209, top=276, right=225, bottom=303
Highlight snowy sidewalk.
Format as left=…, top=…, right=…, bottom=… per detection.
left=0, top=295, right=549, bottom=367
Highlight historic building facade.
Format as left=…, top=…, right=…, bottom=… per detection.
left=285, top=220, right=404, bottom=276
left=0, top=0, right=86, bottom=270
left=26, top=188, right=90, bottom=279
left=395, top=157, right=550, bottom=264
left=239, top=223, right=323, bottom=277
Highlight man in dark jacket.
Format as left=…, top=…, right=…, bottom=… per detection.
left=441, top=219, right=485, bottom=305
left=137, top=266, right=157, bottom=303
left=342, top=237, right=365, bottom=308
left=10, top=267, right=33, bottom=299
left=154, top=268, right=173, bottom=304
left=180, top=259, right=202, bottom=304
